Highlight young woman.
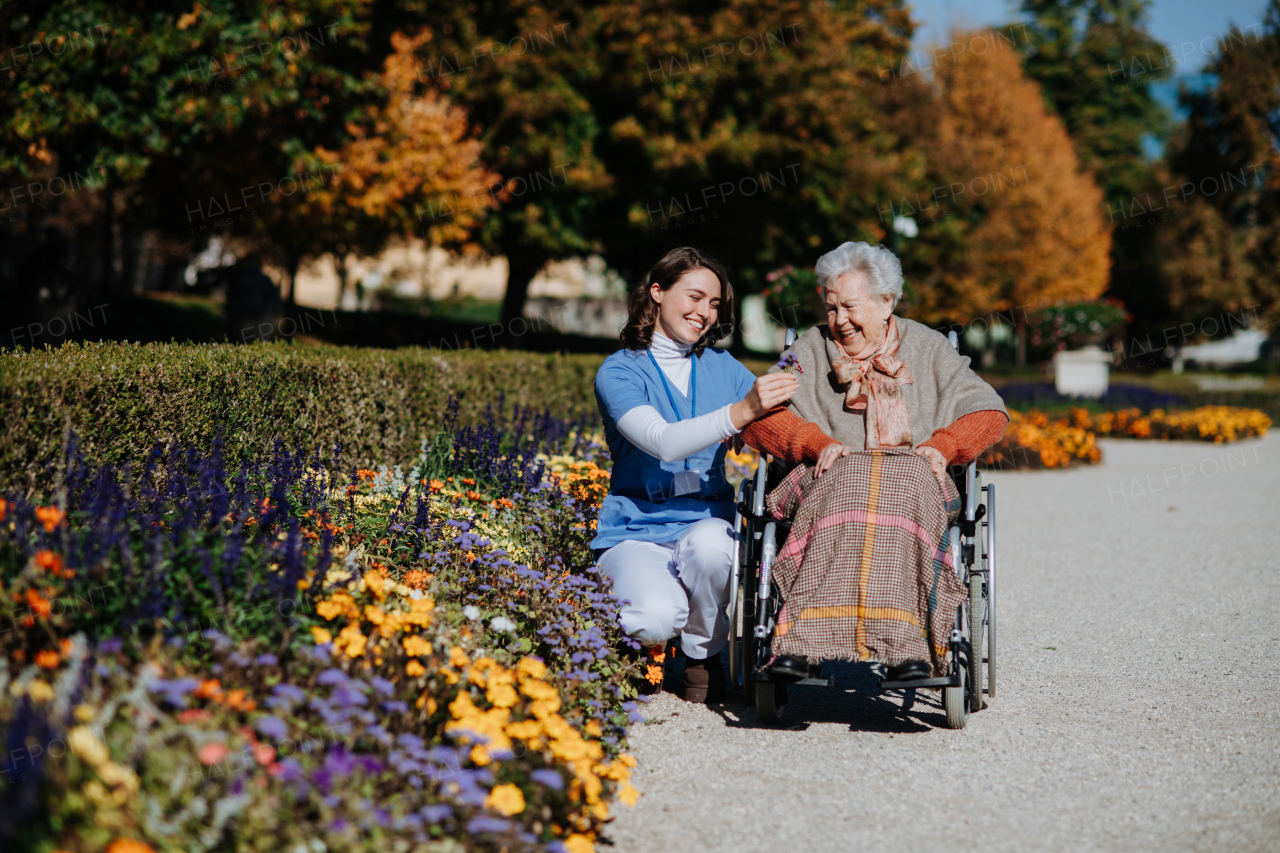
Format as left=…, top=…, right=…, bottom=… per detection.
left=592, top=247, right=797, bottom=703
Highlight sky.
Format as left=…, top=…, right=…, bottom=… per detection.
left=909, top=0, right=1272, bottom=73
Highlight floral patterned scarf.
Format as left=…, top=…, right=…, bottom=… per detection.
left=824, top=316, right=914, bottom=449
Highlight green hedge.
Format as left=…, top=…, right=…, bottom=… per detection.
left=0, top=342, right=607, bottom=495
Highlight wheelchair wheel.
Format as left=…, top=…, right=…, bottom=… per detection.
left=755, top=680, right=787, bottom=724
left=943, top=662, right=968, bottom=729
left=968, top=574, right=985, bottom=712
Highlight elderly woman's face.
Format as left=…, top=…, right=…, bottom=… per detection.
left=825, top=272, right=894, bottom=358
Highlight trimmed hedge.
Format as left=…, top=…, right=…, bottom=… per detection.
left=1, top=341, right=607, bottom=495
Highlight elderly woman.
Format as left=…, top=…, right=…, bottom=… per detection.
left=740, top=241, right=1008, bottom=682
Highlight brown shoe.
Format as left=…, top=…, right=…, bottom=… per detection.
left=679, top=654, right=726, bottom=704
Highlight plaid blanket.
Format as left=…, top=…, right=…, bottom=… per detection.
left=765, top=450, right=965, bottom=675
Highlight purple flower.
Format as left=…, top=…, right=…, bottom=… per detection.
left=531, top=769, right=564, bottom=790
left=317, top=668, right=348, bottom=686
left=421, top=803, right=452, bottom=824
left=467, top=816, right=512, bottom=835
left=369, top=676, right=394, bottom=696
left=255, top=715, right=288, bottom=740
left=255, top=653, right=278, bottom=666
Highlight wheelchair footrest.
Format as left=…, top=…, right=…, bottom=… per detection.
left=878, top=675, right=959, bottom=690
left=753, top=670, right=835, bottom=688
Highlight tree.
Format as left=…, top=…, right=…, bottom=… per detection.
left=274, top=29, right=501, bottom=307
left=894, top=29, right=1112, bottom=362
left=0, top=2, right=493, bottom=317
left=1008, top=0, right=1172, bottom=336
left=1163, top=5, right=1280, bottom=329
left=404, top=0, right=918, bottom=331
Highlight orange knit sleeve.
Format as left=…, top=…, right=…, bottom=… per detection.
left=918, top=410, right=1009, bottom=465
left=740, top=407, right=839, bottom=464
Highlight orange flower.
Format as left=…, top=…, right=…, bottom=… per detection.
left=462, top=477, right=476, bottom=485
left=34, top=506, right=64, bottom=532
left=403, top=570, right=432, bottom=589
left=466, top=490, right=483, bottom=501
left=34, top=550, right=63, bottom=574
left=178, top=709, right=213, bottom=724
left=0, top=498, right=6, bottom=521
left=429, top=479, right=445, bottom=492
left=194, top=679, right=223, bottom=700
left=105, top=840, right=157, bottom=853
left=25, top=588, right=52, bottom=617
left=35, top=649, right=60, bottom=669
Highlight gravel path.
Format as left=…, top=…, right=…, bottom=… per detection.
left=607, top=432, right=1280, bottom=853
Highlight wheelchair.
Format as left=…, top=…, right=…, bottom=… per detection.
left=726, top=329, right=998, bottom=729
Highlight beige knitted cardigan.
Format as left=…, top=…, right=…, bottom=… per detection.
left=768, top=317, right=1008, bottom=449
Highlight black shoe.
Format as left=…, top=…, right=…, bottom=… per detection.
left=884, top=659, right=931, bottom=681
left=768, top=654, right=809, bottom=683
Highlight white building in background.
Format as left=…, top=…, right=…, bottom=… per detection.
left=290, top=238, right=625, bottom=321
left=1174, top=328, right=1268, bottom=370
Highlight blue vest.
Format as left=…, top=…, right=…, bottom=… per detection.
left=591, top=346, right=756, bottom=549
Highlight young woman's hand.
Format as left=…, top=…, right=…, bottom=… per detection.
left=813, top=442, right=855, bottom=479
left=730, top=373, right=798, bottom=429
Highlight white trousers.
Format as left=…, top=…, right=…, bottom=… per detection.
left=598, top=517, right=734, bottom=660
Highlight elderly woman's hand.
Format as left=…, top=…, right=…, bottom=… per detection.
left=813, top=442, right=856, bottom=479
left=912, top=445, right=947, bottom=479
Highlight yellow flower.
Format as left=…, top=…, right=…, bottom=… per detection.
left=316, top=593, right=356, bottom=621
left=68, top=725, right=110, bottom=767
left=486, top=783, right=526, bottom=816
left=364, top=605, right=386, bottom=625
left=584, top=719, right=603, bottom=738
left=26, top=680, right=55, bottom=703
left=449, top=646, right=470, bottom=669
left=406, top=660, right=426, bottom=677
left=516, top=656, right=548, bottom=680
left=403, top=635, right=433, bottom=657
left=505, top=719, right=544, bottom=741
left=363, top=570, right=386, bottom=600
left=311, top=627, right=333, bottom=645
left=336, top=623, right=367, bottom=658
left=564, top=833, right=596, bottom=853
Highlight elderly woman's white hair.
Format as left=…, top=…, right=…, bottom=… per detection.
left=814, top=242, right=904, bottom=308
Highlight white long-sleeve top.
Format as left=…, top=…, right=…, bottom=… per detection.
left=615, top=332, right=741, bottom=463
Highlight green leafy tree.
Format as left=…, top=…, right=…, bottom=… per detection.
left=1162, top=5, right=1280, bottom=328
left=405, top=0, right=917, bottom=333
left=1008, top=0, right=1172, bottom=336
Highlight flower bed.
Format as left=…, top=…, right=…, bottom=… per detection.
left=1069, top=405, right=1272, bottom=443
left=978, top=410, right=1101, bottom=470
left=0, top=401, right=639, bottom=853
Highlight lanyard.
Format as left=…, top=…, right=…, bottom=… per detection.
left=647, top=349, right=697, bottom=469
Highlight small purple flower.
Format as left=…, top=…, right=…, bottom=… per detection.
left=467, top=816, right=511, bottom=835
left=255, top=653, right=278, bottom=666
left=530, top=769, right=564, bottom=790
left=317, top=668, right=348, bottom=686
left=255, top=715, right=288, bottom=740
left=775, top=351, right=804, bottom=374
left=369, top=676, right=394, bottom=696
left=421, top=803, right=452, bottom=824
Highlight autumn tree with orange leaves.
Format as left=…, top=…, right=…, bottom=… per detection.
left=892, top=29, right=1111, bottom=362
left=271, top=30, right=501, bottom=306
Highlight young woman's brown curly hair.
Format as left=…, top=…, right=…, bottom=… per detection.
left=620, top=247, right=735, bottom=356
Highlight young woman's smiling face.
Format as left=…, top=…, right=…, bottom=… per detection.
left=651, top=268, right=721, bottom=346
left=825, top=271, right=894, bottom=358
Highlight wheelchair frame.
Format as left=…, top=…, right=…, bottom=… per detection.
left=725, top=330, right=998, bottom=729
